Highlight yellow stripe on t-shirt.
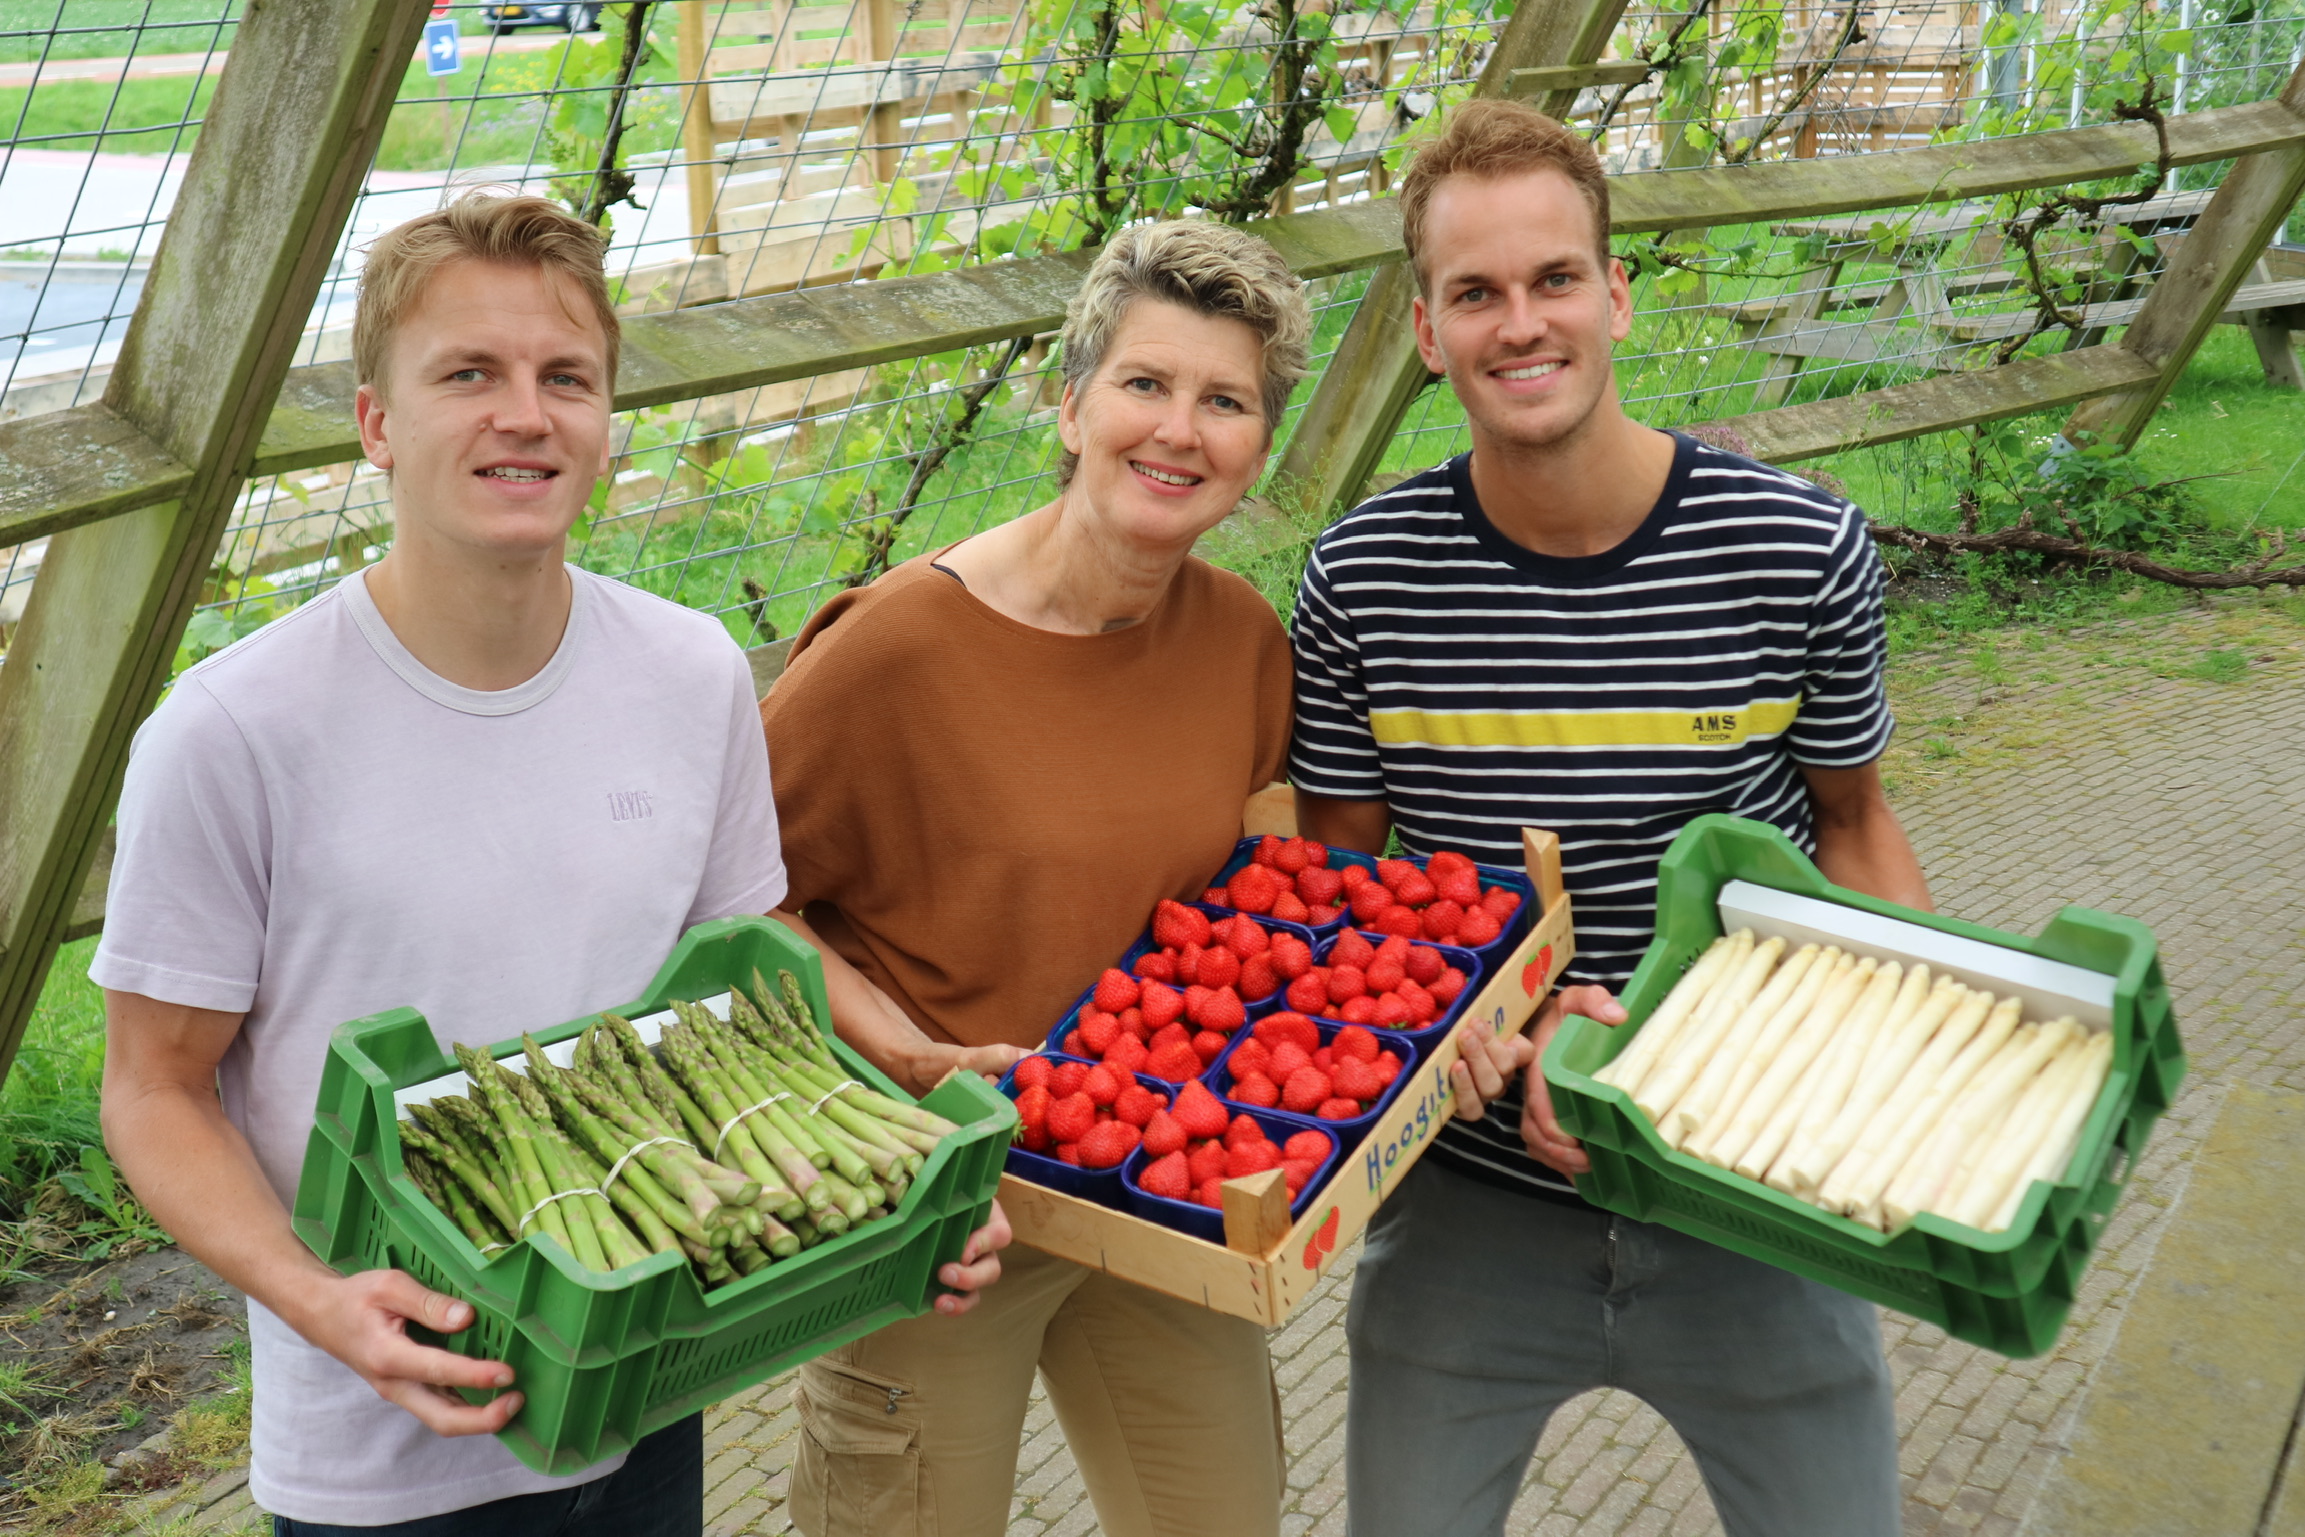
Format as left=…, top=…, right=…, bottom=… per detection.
left=1368, top=697, right=1803, bottom=749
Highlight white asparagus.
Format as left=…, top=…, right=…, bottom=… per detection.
left=1816, top=986, right=1995, bottom=1216
left=1705, top=957, right=1877, bottom=1174
left=1758, top=962, right=1906, bottom=1193
left=1660, top=944, right=1826, bottom=1147
left=1841, top=995, right=2022, bottom=1226
left=1691, top=949, right=1853, bottom=1157
left=1786, top=973, right=1964, bottom=1198
left=1982, top=1030, right=2114, bottom=1232
left=1940, top=1027, right=2092, bottom=1228
left=1882, top=1018, right=2080, bottom=1229
left=1595, top=932, right=1747, bottom=1094
left=1640, top=938, right=1798, bottom=1139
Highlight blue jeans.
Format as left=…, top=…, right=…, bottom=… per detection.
left=271, top=1415, right=702, bottom=1537
left=1345, top=1160, right=1899, bottom=1537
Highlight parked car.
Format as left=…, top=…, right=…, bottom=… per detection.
left=482, top=4, right=602, bottom=32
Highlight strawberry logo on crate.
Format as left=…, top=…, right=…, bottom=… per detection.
left=1301, top=1207, right=1341, bottom=1270
left=1225, top=1013, right=1405, bottom=1119
left=1282, top=930, right=1467, bottom=1030
left=1133, top=1082, right=1332, bottom=1211
left=1521, top=945, right=1555, bottom=998
left=1009, top=1054, right=1170, bottom=1165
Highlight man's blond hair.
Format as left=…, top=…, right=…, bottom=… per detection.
left=353, top=193, right=621, bottom=392
left=1056, top=220, right=1312, bottom=487
left=1399, top=100, right=1612, bottom=292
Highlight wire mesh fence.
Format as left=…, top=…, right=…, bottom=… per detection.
left=1, top=0, right=2300, bottom=665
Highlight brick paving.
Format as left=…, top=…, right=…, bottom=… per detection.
left=130, top=595, right=2305, bottom=1537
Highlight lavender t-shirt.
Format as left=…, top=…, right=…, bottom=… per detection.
left=92, top=566, right=787, bottom=1524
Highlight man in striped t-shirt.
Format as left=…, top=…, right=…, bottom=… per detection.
left=1291, top=102, right=1932, bottom=1537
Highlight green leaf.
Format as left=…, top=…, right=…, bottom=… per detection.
left=1325, top=105, right=1356, bottom=143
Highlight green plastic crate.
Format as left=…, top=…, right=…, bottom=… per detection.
left=292, top=916, right=1014, bottom=1475
left=1545, top=815, right=2183, bottom=1357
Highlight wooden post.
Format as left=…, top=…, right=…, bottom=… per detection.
left=0, top=0, right=429, bottom=1086
left=679, top=0, right=723, bottom=258
left=2063, top=56, right=2305, bottom=448
left=1268, top=0, right=1634, bottom=523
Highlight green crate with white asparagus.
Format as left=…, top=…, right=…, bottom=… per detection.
left=1546, top=816, right=2183, bottom=1358
left=293, top=916, right=1013, bottom=1475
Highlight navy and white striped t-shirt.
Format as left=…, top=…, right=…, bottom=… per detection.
left=1287, top=432, right=1895, bottom=1201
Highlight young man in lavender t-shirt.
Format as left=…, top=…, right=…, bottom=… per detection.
left=92, top=195, right=1004, bottom=1535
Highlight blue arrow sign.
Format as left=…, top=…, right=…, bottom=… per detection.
left=423, top=17, right=461, bottom=77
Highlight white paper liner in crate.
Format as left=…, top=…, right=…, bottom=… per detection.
left=390, top=991, right=736, bottom=1121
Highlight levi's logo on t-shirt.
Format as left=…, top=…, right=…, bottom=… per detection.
left=607, top=790, right=655, bottom=822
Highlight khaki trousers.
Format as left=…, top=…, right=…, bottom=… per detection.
left=790, top=1243, right=1285, bottom=1537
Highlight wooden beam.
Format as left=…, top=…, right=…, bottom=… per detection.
left=0, top=0, right=431, bottom=1086
left=1509, top=60, right=1650, bottom=95
left=2066, top=57, right=2305, bottom=446
left=1693, top=345, right=2160, bottom=463
left=1267, top=0, right=1635, bottom=522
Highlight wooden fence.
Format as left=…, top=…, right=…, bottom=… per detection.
left=0, top=0, right=2300, bottom=1082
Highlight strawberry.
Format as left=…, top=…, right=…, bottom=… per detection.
left=1226, top=918, right=1270, bottom=959
left=1226, top=864, right=1286, bottom=915
left=1455, top=906, right=1503, bottom=948
left=1404, top=944, right=1445, bottom=985
left=1106, top=1032, right=1150, bottom=1074
left=1331, top=1056, right=1385, bottom=1103
left=1079, top=1010, right=1122, bottom=1057
left=1078, top=1120, right=1140, bottom=1169
left=1181, top=980, right=1213, bottom=1020
left=1317, top=1098, right=1363, bottom=1120
left=1372, top=992, right=1413, bottom=1028
left=1093, top=968, right=1140, bottom=1013
left=1435, top=865, right=1482, bottom=907
left=1482, top=886, right=1524, bottom=919
left=1015, top=1083, right=1052, bottom=1132
left=1232, top=1071, right=1280, bottom=1108
left=1142, top=1108, right=1187, bottom=1157
left=1268, top=1041, right=1315, bottom=1082
left=1150, top=1020, right=1193, bottom=1054
left=1334, top=1024, right=1381, bottom=1062
left=1271, top=936, right=1314, bottom=980
left=1197, top=945, right=1241, bottom=993
left=1052, top=1061, right=1090, bottom=1097
left=1240, top=954, right=1279, bottom=1001
left=1374, top=932, right=1412, bottom=965
left=1276, top=836, right=1312, bottom=874
left=1375, top=858, right=1418, bottom=891
left=1339, top=864, right=1371, bottom=890
left=1379, top=907, right=1423, bottom=939
left=1253, top=834, right=1286, bottom=868
left=1271, top=891, right=1311, bottom=925
left=1397, top=977, right=1437, bottom=1023
left=1082, top=1065, right=1124, bottom=1107
left=1426, top=849, right=1475, bottom=878
left=1154, top=899, right=1213, bottom=950
left=1188, top=1140, right=1230, bottom=1187
left=1139, top=980, right=1185, bottom=1030
left=1432, top=967, right=1468, bottom=1004
left=1283, top=1129, right=1332, bottom=1164
left=1421, top=900, right=1466, bottom=941
left=1064, top=1029, right=1088, bottom=1055
left=1230, top=1037, right=1272, bottom=1078
left=1349, top=882, right=1394, bottom=924
left=1301, top=840, right=1329, bottom=868
left=1338, top=996, right=1379, bottom=1025
left=1193, top=986, right=1246, bottom=1034
left=1393, top=871, right=1438, bottom=908
left=1204, top=888, right=1231, bottom=905
left=1282, top=1159, right=1316, bottom=1194
left=1020, top=1125, right=1051, bottom=1153
left=1115, top=1083, right=1164, bottom=1127
left=1225, top=1112, right=1265, bottom=1147
left=1226, top=1139, right=1283, bottom=1178
left=1365, top=957, right=1406, bottom=994
left=1296, top=866, right=1345, bottom=908
left=1191, top=1029, right=1230, bottom=1066
left=1119, top=1007, right=1146, bottom=1037
left=1329, top=929, right=1376, bottom=970
left=1174, top=1080, right=1231, bottom=1140
left=1013, top=1055, right=1054, bottom=1091
left=1056, top=1144, right=1083, bottom=1166
left=1177, top=945, right=1207, bottom=989
left=1147, top=1040, right=1204, bottom=1081
left=1141, top=1149, right=1193, bottom=1200
left=1327, top=965, right=1368, bottom=1003
left=1133, top=951, right=1178, bottom=983
left=1256, top=1011, right=1321, bottom=1052
left=1285, top=971, right=1330, bottom=1013
left=1197, top=1177, right=1228, bottom=1210
left=1313, top=1046, right=1334, bottom=1071
left=1374, top=1050, right=1403, bottom=1084
left=1047, top=1092, right=1097, bottom=1144
left=1305, top=904, right=1343, bottom=926
left=1283, top=1066, right=1332, bottom=1113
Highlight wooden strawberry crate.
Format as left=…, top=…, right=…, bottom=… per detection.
left=1000, top=826, right=1575, bottom=1325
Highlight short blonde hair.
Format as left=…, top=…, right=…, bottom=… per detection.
left=354, top=193, right=620, bottom=392
left=1056, top=220, right=1311, bottom=487
left=1400, top=100, right=1612, bottom=292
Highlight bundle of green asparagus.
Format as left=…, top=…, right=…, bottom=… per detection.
left=1594, top=931, right=2114, bottom=1234
left=395, top=968, right=961, bottom=1287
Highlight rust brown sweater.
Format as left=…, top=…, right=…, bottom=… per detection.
left=760, top=553, right=1293, bottom=1049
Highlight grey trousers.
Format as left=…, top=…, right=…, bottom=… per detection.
left=1344, top=1160, right=1899, bottom=1537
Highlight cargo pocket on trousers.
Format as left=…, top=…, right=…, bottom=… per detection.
left=792, top=1359, right=928, bottom=1536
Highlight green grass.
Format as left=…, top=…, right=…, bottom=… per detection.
left=0, top=938, right=106, bottom=1216
left=0, top=1, right=239, bottom=64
